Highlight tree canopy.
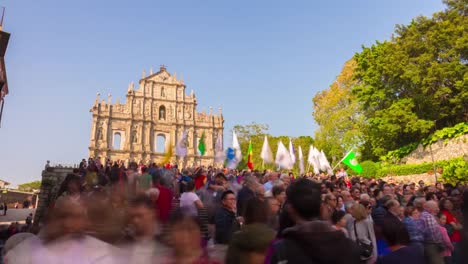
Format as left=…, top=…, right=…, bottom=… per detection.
left=18, top=181, right=41, bottom=192
left=313, top=0, right=467, bottom=161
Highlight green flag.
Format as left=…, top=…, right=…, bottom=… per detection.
left=198, top=132, right=206, bottom=156
left=341, top=151, right=363, bottom=173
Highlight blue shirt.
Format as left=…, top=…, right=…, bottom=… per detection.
left=402, top=217, right=424, bottom=243
left=264, top=181, right=273, bottom=192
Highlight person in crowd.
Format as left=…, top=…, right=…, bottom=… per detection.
left=267, top=197, right=281, bottom=230
left=336, top=195, right=345, bottom=211
left=263, top=172, right=279, bottom=192
left=385, top=199, right=403, bottom=223
left=377, top=218, right=425, bottom=264
left=6, top=196, right=117, bottom=263
left=56, top=173, right=82, bottom=204
left=226, top=198, right=275, bottom=264
left=350, top=203, right=378, bottom=263
left=179, top=180, right=204, bottom=216
left=166, top=209, right=220, bottom=264
left=214, top=190, right=241, bottom=245
left=123, top=194, right=169, bottom=263
left=153, top=171, right=173, bottom=224
left=402, top=206, right=425, bottom=254
left=269, top=178, right=360, bottom=264
left=421, top=200, right=444, bottom=264
left=236, top=176, right=258, bottom=217
left=137, top=166, right=153, bottom=192
left=437, top=213, right=454, bottom=264
left=320, top=193, right=337, bottom=221
left=372, top=195, right=392, bottom=227
left=331, top=210, right=349, bottom=237
left=439, top=198, right=462, bottom=261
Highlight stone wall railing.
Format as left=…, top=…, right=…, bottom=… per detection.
left=404, top=134, right=468, bottom=164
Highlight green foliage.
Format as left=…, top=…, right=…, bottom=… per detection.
left=232, top=122, right=269, bottom=143
left=17, top=181, right=41, bottom=191
left=441, top=157, right=468, bottom=185
left=381, top=122, right=468, bottom=162
left=348, top=160, right=381, bottom=178
left=372, top=158, right=464, bottom=178
left=312, top=59, right=367, bottom=162
left=352, top=0, right=468, bottom=158
left=421, top=122, right=468, bottom=146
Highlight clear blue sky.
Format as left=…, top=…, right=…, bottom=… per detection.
left=0, top=0, right=445, bottom=185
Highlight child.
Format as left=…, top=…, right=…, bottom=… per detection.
left=437, top=213, right=454, bottom=264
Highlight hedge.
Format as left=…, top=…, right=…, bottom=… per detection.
left=347, top=157, right=466, bottom=182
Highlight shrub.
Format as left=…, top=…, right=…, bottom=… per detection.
left=441, top=157, right=468, bottom=185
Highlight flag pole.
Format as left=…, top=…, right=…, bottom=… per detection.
left=332, top=150, right=353, bottom=171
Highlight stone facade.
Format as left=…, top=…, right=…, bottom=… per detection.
left=89, top=66, right=224, bottom=167
left=404, top=134, right=468, bottom=164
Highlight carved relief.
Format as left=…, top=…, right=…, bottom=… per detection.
left=89, top=66, right=224, bottom=166
left=144, top=103, right=151, bottom=116
left=185, top=105, right=192, bottom=120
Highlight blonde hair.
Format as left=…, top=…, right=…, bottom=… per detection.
left=351, top=203, right=368, bottom=221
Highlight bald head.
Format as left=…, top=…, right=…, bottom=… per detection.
left=424, top=200, right=439, bottom=215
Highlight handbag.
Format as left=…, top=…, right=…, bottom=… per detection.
left=353, top=221, right=373, bottom=259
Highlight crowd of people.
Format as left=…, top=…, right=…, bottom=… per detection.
left=2, top=157, right=467, bottom=263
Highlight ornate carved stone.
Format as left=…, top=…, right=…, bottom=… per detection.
left=89, top=66, right=224, bottom=165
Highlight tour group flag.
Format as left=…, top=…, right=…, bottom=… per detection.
left=232, top=131, right=242, bottom=162
left=214, top=132, right=225, bottom=163
left=227, top=131, right=242, bottom=169
left=198, top=132, right=206, bottom=156
left=341, top=151, right=363, bottom=174
left=176, top=130, right=188, bottom=158
left=247, top=140, right=254, bottom=170
left=298, top=146, right=305, bottom=175
left=289, top=138, right=296, bottom=165
left=260, top=135, right=273, bottom=164
left=307, top=146, right=320, bottom=175
left=162, top=138, right=173, bottom=165
left=276, top=141, right=293, bottom=169
left=319, top=150, right=333, bottom=175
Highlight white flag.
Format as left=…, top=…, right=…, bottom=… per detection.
left=319, top=150, right=333, bottom=175
left=275, top=141, right=293, bottom=169
left=298, top=146, right=304, bottom=175
left=307, top=145, right=320, bottom=175
left=175, top=130, right=188, bottom=158
left=214, top=132, right=225, bottom=163
left=289, top=138, right=296, bottom=165
left=227, top=131, right=242, bottom=169
left=260, top=136, right=273, bottom=164
left=232, top=131, right=242, bottom=162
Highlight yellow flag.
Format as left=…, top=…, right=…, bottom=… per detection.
left=162, top=138, right=173, bottom=165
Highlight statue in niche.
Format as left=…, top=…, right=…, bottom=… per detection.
left=161, top=87, right=165, bottom=98
left=131, top=125, right=139, bottom=143
left=131, top=130, right=138, bottom=143
left=168, top=105, right=174, bottom=119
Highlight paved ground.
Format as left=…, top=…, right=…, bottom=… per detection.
left=0, top=209, right=35, bottom=224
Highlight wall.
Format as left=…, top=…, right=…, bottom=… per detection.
left=33, top=166, right=74, bottom=226
left=381, top=173, right=439, bottom=184
left=404, top=135, right=468, bottom=164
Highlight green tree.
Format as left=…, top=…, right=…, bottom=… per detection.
left=18, top=181, right=41, bottom=191
left=353, top=0, right=468, bottom=158
left=312, top=59, right=367, bottom=163
left=232, top=122, right=269, bottom=143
